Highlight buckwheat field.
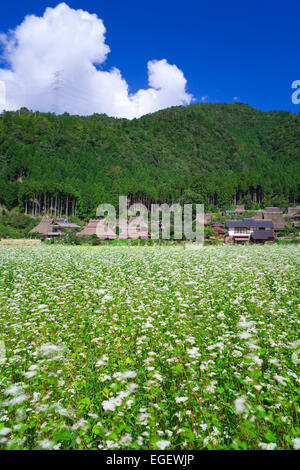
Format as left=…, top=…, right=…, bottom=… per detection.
left=0, top=245, right=299, bottom=450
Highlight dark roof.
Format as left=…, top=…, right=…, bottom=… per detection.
left=52, top=222, right=80, bottom=229
left=244, top=218, right=274, bottom=227
left=251, top=230, right=275, bottom=240
left=226, top=219, right=274, bottom=228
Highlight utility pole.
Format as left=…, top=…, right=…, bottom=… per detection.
left=51, top=70, right=64, bottom=113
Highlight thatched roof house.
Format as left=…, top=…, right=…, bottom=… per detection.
left=77, top=219, right=116, bottom=239
left=128, top=216, right=149, bottom=239
left=226, top=205, right=245, bottom=215
left=287, top=207, right=300, bottom=219
left=30, top=218, right=52, bottom=235
left=117, top=216, right=149, bottom=239
left=193, top=213, right=212, bottom=226
left=236, top=205, right=245, bottom=214
left=204, top=213, right=213, bottom=225
left=251, top=211, right=287, bottom=231
left=30, top=218, right=80, bottom=237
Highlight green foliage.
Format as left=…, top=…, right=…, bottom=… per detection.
left=0, top=211, right=39, bottom=238
left=0, top=103, right=299, bottom=217
left=204, top=225, right=216, bottom=239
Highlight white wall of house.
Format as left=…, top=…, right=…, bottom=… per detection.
left=228, top=227, right=250, bottom=236
left=228, top=226, right=271, bottom=236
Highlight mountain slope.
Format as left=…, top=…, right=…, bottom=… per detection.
left=0, top=102, right=299, bottom=217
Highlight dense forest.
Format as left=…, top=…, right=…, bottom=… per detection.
left=0, top=102, right=299, bottom=218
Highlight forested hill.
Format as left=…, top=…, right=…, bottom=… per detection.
left=0, top=102, right=299, bottom=218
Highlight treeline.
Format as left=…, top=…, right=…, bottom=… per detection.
left=0, top=102, right=299, bottom=218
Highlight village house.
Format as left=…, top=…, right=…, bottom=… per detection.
left=225, top=218, right=274, bottom=244
left=251, top=209, right=287, bottom=232
left=286, top=207, right=300, bottom=227
left=76, top=219, right=116, bottom=239
left=119, top=216, right=150, bottom=239
left=225, top=205, right=245, bottom=216
left=77, top=216, right=150, bottom=240
left=210, top=222, right=227, bottom=239
left=203, top=213, right=213, bottom=225
left=30, top=218, right=80, bottom=238
left=193, top=213, right=213, bottom=227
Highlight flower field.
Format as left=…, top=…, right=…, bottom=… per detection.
left=0, top=244, right=299, bottom=450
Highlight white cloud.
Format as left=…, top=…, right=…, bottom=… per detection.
left=0, top=2, right=192, bottom=118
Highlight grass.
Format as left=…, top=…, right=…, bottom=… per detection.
left=0, top=244, right=299, bottom=450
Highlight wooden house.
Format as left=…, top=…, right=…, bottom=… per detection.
left=286, top=207, right=300, bottom=227
left=226, top=205, right=245, bottom=216
left=77, top=219, right=116, bottom=239
left=30, top=218, right=80, bottom=238
left=127, top=216, right=150, bottom=239
left=211, top=222, right=226, bottom=238
left=251, top=210, right=287, bottom=231
left=226, top=219, right=274, bottom=244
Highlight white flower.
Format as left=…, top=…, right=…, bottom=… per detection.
left=38, top=343, right=65, bottom=359
left=37, top=439, right=56, bottom=450
left=0, top=428, right=11, bottom=436
left=245, top=354, right=263, bottom=367
left=96, top=355, right=109, bottom=367
left=274, top=375, right=288, bottom=386
left=233, top=396, right=249, bottom=415
left=187, top=347, right=200, bottom=358
left=102, top=397, right=122, bottom=411
left=238, top=332, right=252, bottom=340
left=175, top=396, right=188, bottom=403
left=156, top=440, right=170, bottom=450
left=99, top=374, right=111, bottom=382
left=237, top=317, right=255, bottom=329
left=2, top=389, right=29, bottom=407
left=105, top=440, right=119, bottom=449
left=127, top=382, right=138, bottom=393
left=4, top=384, right=27, bottom=396
left=136, top=412, right=151, bottom=425
left=113, top=371, right=137, bottom=382
left=120, top=433, right=132, bottom=446
left=207, top=342, right=225, bottom=352
left=291, top=438, right=300, bottom=450
left=152, top=371, right=163, bottom=381
left=135, top=436, right=143, bottom=446
left=37, top=304, right=48, bottom=310
left=258, top=442, right=277, bottom=450
left=71, top=419, right=89, bottom=431
left=23, top=371, right=37, bottom=379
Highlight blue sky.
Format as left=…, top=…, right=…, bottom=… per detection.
left=0, top=0, right=299, bottom=115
